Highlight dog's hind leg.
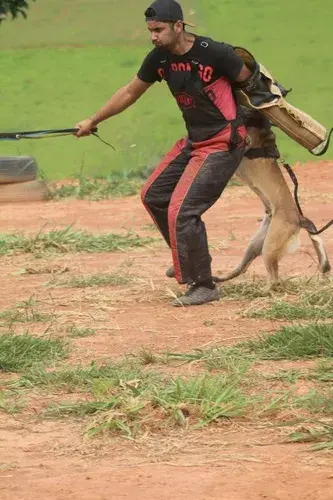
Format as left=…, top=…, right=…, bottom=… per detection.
left=215, top=213, right=271, bottom=282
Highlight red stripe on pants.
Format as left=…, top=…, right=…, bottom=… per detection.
left=140, top=137, right=187, bottom=232
left=168, top=150, right=210, bottom=283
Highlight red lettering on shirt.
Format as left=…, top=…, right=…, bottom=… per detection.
left=175, top=93, right=196, bottom=109
left=161, top=63, right=214, bottom=83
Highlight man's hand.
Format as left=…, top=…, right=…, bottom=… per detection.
left=75, top=118, right=96, bottom=138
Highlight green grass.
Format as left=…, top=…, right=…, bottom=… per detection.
left=221, top=278, right=281, bottom=300
left=48, top=173, right=143, bottom=200
left=12, top=360, right=157, bottom=392
left=46, top=400, right=119, bottom=418
left=0, top=297, right=55, bottom=327
left=6, top=347, right=333, bottom=444
left=137, top=348, right=159, bottom=366
left=0, top=226, right=156, bottom=256
left=8, top=352, right=331, bottom=440
left=237, top=323, right=333, bottom=360
left=153, top=374, right=246, bottom=428
left=0, top=332, right=67, bottom=372
left=43, top=372, right=247, bottom=436
left=239, top=278, right=333, bottom=320
left=313, top=360, right=333, bottom=382
left=50, top=272, right=132, bottom=289
left=11, top=360, right=247, bottom=435
left=66, top=326, right=96, bottom=338
left=288, top=422, right=333, bottom=451
left=0, top=44, right=181, bottom=181
left=261, top=360, right=333, bottom=384
left=295, top=390, right=333, bottom=415
left=165, top=349, right=252, bottom=376
left=0, top=0, right=332, bottom=182
left=0, top=390, right=25, bottom=414
left=167, top=323, right=333, bottom=365
left=247, top=300, right=333, bottom=320
left=220, top=277, right=324, bottom=303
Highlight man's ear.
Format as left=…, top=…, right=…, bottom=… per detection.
left=174, top=20, right=184, bottom=33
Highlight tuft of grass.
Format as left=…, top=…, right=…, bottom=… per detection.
left=46, top=400, right=118, bottom=418
left=288, top=422, right=333, bottom=451
left=19, top=264, right=70, bottom=276
left=137, top=348, right=159, bottom=366
left=0, top=226, right=156, bottom=256
left=0, top=297, right=55, bottom=327
left=13, top=361, right=247, bottom=436
left=0, top=390, right=25, bottom=415
left=247, top=300, right=333, bottom=320
left=245, top=278, right=333, bottom=320
left=220, top=279, right=275, bottom=300
left=313, top=360, right=333, bottom=382
left=45, top=373, right=247, bottom=436
left=241, top=323, right=333, bottom=360
left=85, top=405, right=143, bottom=439
left=262, top=360, right=333, bottom=384
left=66, top=326, right=96, bottom=338
left=50, top=272, right=131, bottom=289
left=219, top=276, right=318, bottom=302
left=0, top=333, right=67, bottom=372
left=49, top=174, right=142, bottom=201
left=154, top=374, right=247, bottom=428
left=12, top=361, right=156, bottom=392
left=165, top=349, right=251, bottom=376
left=261, top=369, right=304, bottom=384
left=166, top=323, right=333, bottom=366
left=294, top=390, right=333, bottom=415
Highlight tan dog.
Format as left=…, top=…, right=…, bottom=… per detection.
left=216, top=110, right=331, bottom=284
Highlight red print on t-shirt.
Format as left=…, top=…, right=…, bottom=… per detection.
left=175, top=93, right=196, bottom=109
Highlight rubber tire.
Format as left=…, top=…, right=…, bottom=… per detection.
left=0, top=156, right=38, bottom=184
left=0, top=180, right=50, bottom=203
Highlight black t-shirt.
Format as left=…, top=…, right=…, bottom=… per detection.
left=138, top=36, right=243, bottom=87
left=137, top=35, right=244, bottom=142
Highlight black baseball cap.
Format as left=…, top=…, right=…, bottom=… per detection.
left=144, top=0, right=195, bottom=27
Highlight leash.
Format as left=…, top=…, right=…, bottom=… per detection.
left=0, top=127, right=116, bottom=150
left=282, top=161, right=333, bottom=235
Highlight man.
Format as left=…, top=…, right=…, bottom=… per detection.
left=75, top=0, right=252, bottom=306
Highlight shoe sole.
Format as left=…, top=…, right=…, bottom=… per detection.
left=172, top=293, right=220, bottom=307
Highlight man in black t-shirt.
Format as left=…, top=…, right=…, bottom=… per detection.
left=75, top=0, right=252, bottom=307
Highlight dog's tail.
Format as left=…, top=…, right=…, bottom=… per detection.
left=300, top=216, right=317, bottom=234
left=300, top=217, right=331, bottom=273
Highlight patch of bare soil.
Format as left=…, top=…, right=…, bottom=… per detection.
left=0, top=161, right=332, bottom=499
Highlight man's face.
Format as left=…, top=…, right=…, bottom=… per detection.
left=147, top=20, right=182, bottom=49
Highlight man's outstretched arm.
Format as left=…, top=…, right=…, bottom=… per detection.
left=75, top=76, right=152, bottom=136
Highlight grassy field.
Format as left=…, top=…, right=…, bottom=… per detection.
left=1, top=272, right=333, bottom=448
left=0, top=0, right=332, bottom=180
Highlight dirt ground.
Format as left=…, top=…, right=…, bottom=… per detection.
left=0, top=161, right=333, bottom=499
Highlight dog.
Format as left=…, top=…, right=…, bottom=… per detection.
left=215, top=108, right=331, bottom=285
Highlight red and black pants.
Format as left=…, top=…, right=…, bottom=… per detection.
left=141, top=129, right=246, bottom=285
